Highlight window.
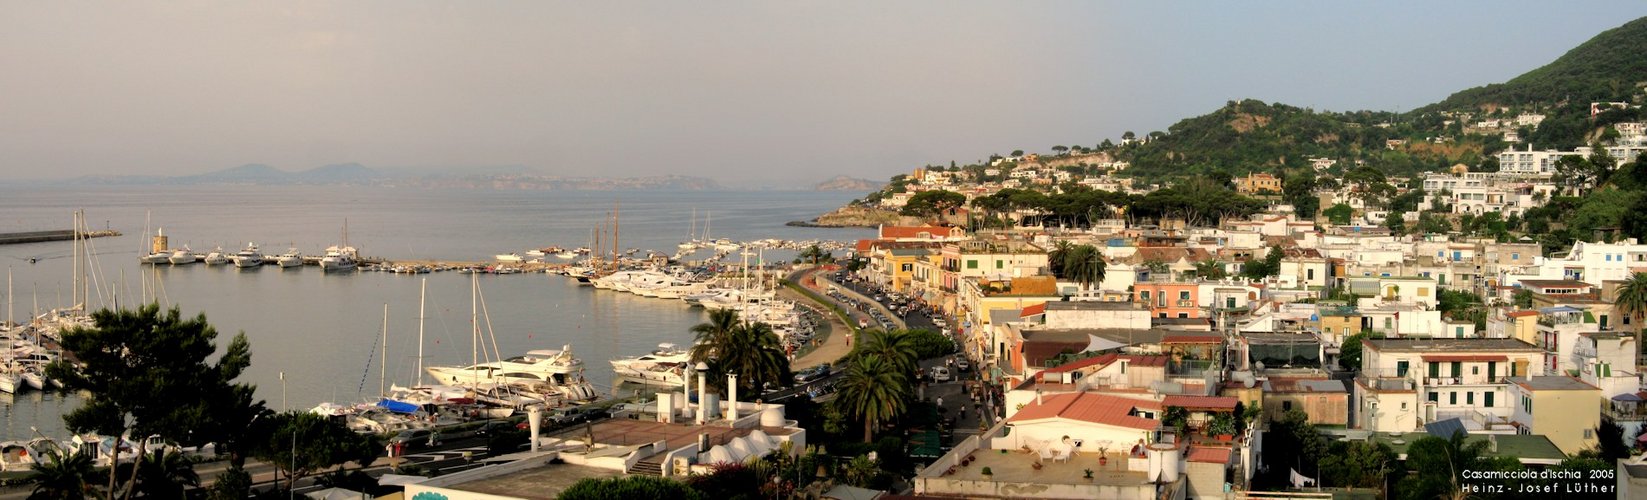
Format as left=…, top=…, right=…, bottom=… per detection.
left=1179, top=291, right=1191, bottom=301
left=966, top=260, right=977, bottom=269
left=1177, top=313, right=1188, bottom=319
left=1511, top=253, right=1519, bottom=260
left=1157, top=295, right=1166, bottom=307
left=1466, top=392, right=1474, bottom=405
left=1429, top=362, right=1440, bottom=378
left=1226, top=297, right=1236, bottom=308
left=1282, top=401, right=1292, bottom=411
left=1456, top=326, right=1465, bottom=338
left=1141, top=291, right=1151, bottom=302
left=1449, top=392, right=1457, bottom=405
left=1451, top=362, right=1461, bottom=377
left=1487, top=361, right=1496, bottom=379
left=1484, top=392, right=1494, bottom=407
left=1472, top=366, right=1479, bottom=375
left=1397, top=361, right=1410, bottom=377
left=1385, top=318, right=1393, bottom=329
left=995, top=260, right=1003, bottom=269
left=901, top=263, right=913, bottom=272
left=1307, top=269, right=1316, bottom=280
left=1584, top=429, right=1594, bottom=439
left=1401, top=402, right=1408, bottom=410
left=1428, top=392, right=1438, bottom=402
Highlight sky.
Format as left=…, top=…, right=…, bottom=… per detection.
left=3, top=2, right=1646, bottom=188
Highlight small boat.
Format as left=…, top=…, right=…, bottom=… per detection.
left=139, top=252, right=171, bottom=265
left=203, top=248, right=230, bottom=266
left=232, top=243, right=264, bottom=268
left=0, top=372, right=17, bottom=394
left=495, top=253, right=524, bottom=263
left=525, top=249, right=547, bottom=258
left=276, top=248, right=303, bottom=268
left=19, top=370, right=44, bottom=391
left=554, top=250, right=578, bottom=259
left=611, top=343, right=691, bottom=388
left=168, top=248, right=196, bottom=265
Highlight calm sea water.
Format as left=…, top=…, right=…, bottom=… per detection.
left=0, top=186, right=870, bottom=441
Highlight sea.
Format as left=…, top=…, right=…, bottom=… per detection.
left=0, top=185, right=871, bottom=442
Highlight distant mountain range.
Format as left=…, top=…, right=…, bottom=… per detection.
left=813, top=175, right=885, bottom=191
left=69, top=164, right=727, bottom=190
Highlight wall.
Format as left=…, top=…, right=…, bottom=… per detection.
left=915, top=477, right=1174, bottom=500
left=1265, top=392, right=1348, bottom=426
left=1184, top=461, right=1227, bottom=500
left=1534, top=389, right=1602, bottom=456
left=403, top=484, right=522, bottom=500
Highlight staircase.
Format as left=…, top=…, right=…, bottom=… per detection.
left=630, top=458, right=665, bottom=476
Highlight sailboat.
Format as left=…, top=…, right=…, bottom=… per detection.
left=139, top=226, right=171, bottom=265
left=423, top=275, right=597, bottom=404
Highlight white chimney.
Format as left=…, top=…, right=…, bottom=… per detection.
left=1036, top=389, right=1043, bottom=405
left=696, top=362, right=709, bottom=424
left=728, top=373, right=739, bottom=421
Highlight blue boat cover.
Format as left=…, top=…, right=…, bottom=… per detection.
left=378, top=399, right=420, bottom=414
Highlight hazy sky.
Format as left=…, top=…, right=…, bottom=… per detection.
left=4, top=2, right=1646, bottom=187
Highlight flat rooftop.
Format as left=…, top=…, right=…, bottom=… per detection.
left=541, top=417, right=799, bottom=449
left=1508, top=376, right=1600, bottom=392
left=442, top=463, right=622, bottom=500
left=1367, top=433, right=1565, bottom=462
left=1365, top=338, right=1540, bottom=352
left=937, top=448, right=1151, bottom=486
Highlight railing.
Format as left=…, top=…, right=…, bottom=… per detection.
left=1176, top=299, right=1196, bottom=307
left=1603, top=404, right=1647, bottom=421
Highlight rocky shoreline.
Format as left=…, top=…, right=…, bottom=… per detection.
left=790, top=204, right=915, bottom=228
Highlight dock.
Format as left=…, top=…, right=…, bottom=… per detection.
left=0, top=229, right=121, bottom=246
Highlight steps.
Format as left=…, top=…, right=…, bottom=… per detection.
left=630, top=459, right=664, bottom=476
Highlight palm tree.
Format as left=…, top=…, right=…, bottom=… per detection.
left=855, top=329, right=919, bottom=378
left=1193, top=259, right=1227, bottom=280
left=133, top=449, right=201, bottom=498
left=837, top=355, right=911, bottom=443
left=799, top=245, right=829, bottom=265
left=1616, top=273, right=1647, bottom=357
left=1063, top=244, right=1107, bottom=293
left=29, top=450, right=97, bottom=500
left=688, top=308, right=742, bottom=367
left=690, top=308, right=791, bottom=396
left=1047, top=241, right=1073, bottom=279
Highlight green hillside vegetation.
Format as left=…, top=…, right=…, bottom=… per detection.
left=1424, top=17, right=1647, bottom=112
left=1117, top=100, right=1501, bottom=180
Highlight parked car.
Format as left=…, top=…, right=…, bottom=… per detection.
left=476, top=420, right=518, bottom=437
left=930, top=366, right=952, bottom=383
left=794, top=365, right=831, bottom=384
left=955, top=358, right=971, bottom=372
left=549, top=407, right=608, bottom=426
left=390, top=429, right=442, bottom=449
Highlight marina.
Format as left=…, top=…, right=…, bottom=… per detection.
left=0, top=185, right=871, bottom=442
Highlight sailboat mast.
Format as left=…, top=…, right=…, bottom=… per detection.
left=71, top=210, right=80, bottom=309
left=6, top=267, right=12, bottom=330
left=689, top=208, right=696, bottom=244
left=418, top=277, right=427, bottom=386
left=471, top=273, right=479, bottom=392
left=613, top=201, right=620, bottom=269
left=380, top=303, right=389, bottom=398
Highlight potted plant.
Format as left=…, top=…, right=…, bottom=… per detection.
left=1098, top=446, right=1109, bottom=466
left=1208, top=412, right=1238, bottom=441
left=981, top=466, right=994, bottom=478
left=1083, top=468, right=1094, bottom=481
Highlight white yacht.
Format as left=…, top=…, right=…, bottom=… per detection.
left=320, top=246, right=358, bottom=272
left=231, top=243, right=264, bottom=268
left=139, top=251, right=171, bottom=265
left=424, top=345, right=597, bottom=401
left=167, top=248, right=196, bottom=265
left=276, top=248, right=304, bottom=268
left=203, top=247, right=230, bottom=266
left=495, top=253, right=524, bottom=263
left=0, top=370, right=17, bottom=394
left=610, top=343, right=691, bottom=388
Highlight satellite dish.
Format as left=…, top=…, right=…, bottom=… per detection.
left=1254, top=361, right=1266, bottom=371
left=1243, top=378, right=1255, bottom=388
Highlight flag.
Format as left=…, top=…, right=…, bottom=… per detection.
left=1290, top=469, right=1316, bottom=488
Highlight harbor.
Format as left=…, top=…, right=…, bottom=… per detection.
left=0, top=229, right=120, bottom=247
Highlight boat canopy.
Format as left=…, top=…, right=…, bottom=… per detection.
left=377, top=399, right=421, bottom=414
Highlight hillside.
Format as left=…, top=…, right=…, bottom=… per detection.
left=1424, top=17, right=1647, bottom=113
left=814, top=175, right=885, bottom=191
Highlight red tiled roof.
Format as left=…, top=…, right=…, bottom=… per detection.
left=879, top=225, right=955, bottom=240
left=1020, top=302, right=1048, bottom=318
left=1505, top=311, right=1539, bottom=318
left=1039, top=353, right=1120, bottom=377
left=1161, top=395, right=1238, bottom=411
left=854, top=239, right=882, bottom=253
left=1186, top=447, right=1233, bottom=464
left=1420, top=355, right=1507, bottom=363
left=1006, top=392, right=1161, bottom=430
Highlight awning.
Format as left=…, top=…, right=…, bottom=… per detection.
left=1084, top=334, right=1126, bottom=353
left=1613, top=393, right=1644, bottom=402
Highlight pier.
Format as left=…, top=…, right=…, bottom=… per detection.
left=0, top=229, right=121, bottom=246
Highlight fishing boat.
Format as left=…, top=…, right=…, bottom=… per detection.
left=231, top=243, right=264, bottom=268
left=610, top=343, right=691, bottom=388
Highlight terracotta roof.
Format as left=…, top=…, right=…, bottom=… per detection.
left=1420, top=355, right=1508, bottom=363
left=854, top=239, right=882, bottom=253
left=1020, top=302, right=1048, bottom=318
left=1186, top=447, right=1233, bottom=464
left=879, top=225, right=956, bottom=240
left=1006, top=392, right=1162, bottom=430
left=1039, top=353, right=1119, bottom=378
left=1124, top=355, right=1169, bottom=367
left=1504, top=311, right=1539, bottom=318
left=1161, top=395, right=1238, bottom=411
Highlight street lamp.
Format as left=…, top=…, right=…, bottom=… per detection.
left=279, top=371, right=286, bottom=412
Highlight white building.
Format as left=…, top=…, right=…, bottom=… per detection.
left=1496, top=145, right=1574, bottom=176
left=1356, top=338, right=1545, bottom=433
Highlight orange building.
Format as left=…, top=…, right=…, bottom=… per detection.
left=1134, top=282, right=1203, bottom=319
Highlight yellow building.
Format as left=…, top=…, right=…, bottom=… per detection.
left=1508, top=376, right=1601, bottom=456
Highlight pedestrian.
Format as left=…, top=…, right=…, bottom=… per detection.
left=936, top=396, right=944, bottom=408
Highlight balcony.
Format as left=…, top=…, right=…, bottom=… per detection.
left=1424, top=376, right=1505, bottom=386
left=1176, top=299, right=1196, bottom=307
left=1604, top=403, right=1647, bottom=422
